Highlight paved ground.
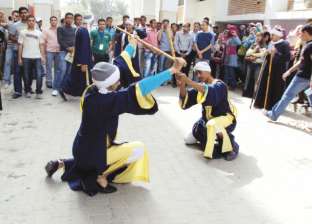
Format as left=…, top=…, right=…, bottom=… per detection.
left=0, top=85, right=312, bottom=224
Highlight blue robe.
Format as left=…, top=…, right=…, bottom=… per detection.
left=113, top=29, right=147, bottom=87
left=180, top=80, right=239, bottom=159
left=61, top=84, right=158, bottom=196
left=61, top=27, right=93, bottom=96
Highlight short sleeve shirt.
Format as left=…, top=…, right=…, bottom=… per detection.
left=297, top=40, right=312, bottom=80
left=18, top=29, right=44, bottom=59
left=90, top=29, right=111, bottom=55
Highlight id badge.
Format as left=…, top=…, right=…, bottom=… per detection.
left=99, top=44, right=104, bottom=50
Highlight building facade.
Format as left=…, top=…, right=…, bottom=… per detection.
left=131, top=0, right=312, bottom=30
left=183, top=0, right=312, bottom=30
left=0, top=0, right=61, bottom=28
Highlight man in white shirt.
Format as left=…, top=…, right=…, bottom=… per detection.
left=18, top=15, right=45, bottom=99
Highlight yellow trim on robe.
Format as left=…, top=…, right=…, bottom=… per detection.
left=135, top=84, right=156, bottom=109
left=203, top=114, right=235, bottom=159
left=80, top=84, right=94, bottom=112
left=204, top=106, right=213, bottom=120
left=103, top=141, right=150, bottom=183
left=179, top=92, right=189, bottom=109
left=197, top=86, right=209, bottom=104
left=120, top=51, right=140, bottom=78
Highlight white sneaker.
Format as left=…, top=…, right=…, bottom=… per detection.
left=36, top=94, right=42, bottom=99
left=52, top=90, right=58, bottom=96
left=4, top=83, right=9, bottom=89
left=25, top=92, right=31, bottom=98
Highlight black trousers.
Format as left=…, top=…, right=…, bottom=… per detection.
left=93, top=53, right=109, bottom=64
left=171, top=51, right=193, bottom=86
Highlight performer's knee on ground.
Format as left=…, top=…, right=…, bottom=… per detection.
left=127, top=147, right=145, bottom=164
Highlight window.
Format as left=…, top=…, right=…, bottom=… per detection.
left=292, top=0, right=312, bottom=10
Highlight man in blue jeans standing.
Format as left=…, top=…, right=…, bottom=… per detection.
left=43, top=16, right=62, bottom=96
left=3, top=10, right=19, bottom=89
left=18, top=15, right=45, bottom=99
left=265, top=24, right=312, bottom=121
left=57, top=12, right=76, bottom=91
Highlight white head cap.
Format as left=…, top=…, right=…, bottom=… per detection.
left=91, top=62, right=120, bottom=94
left=270, top=27, right=283, bottom=37
left=194, top=61, right=211, bottom=72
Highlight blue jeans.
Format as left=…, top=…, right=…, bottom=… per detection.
left=3, top=45, right=18, bottom=85
left=268, top=75, right=310, bottom=121
left=59, top=51, right=72, bottom=84
left=46, top=52, right=62, bottom=90
left=23, top=58, right=43, bottom=94
left=158, top=52, right=170, bottom=72
left=143, top=51, right=157, bottom=78
left=224, top=65, right=237, bottom=88
left=244, top=63, right=261, bottom=91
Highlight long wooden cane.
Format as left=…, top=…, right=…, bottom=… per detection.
left=0, top=87, right=2, bottom=111
left=264, top=52, right=274, bottom=109
left=250, top=54, right=268, bottom=109
left=114, top=26, right=176, bottom=61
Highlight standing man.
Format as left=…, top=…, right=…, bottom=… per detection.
left=42, top=16, right=61, bottom=96
left=91, top=19, right=112, bottom=63
left=11, top=7, right=30, bottom=99
left=265, top=24, right=312, bottom=121
left=57, top=12, right=76, bottom=86
left=59, top=27, right=92, bottom=100
left=143, top=19, right=159, bottom=77
left=105, top=17, right=116, bottom=40
left=74, top=13, right=83, bottom=28
left=174, top=23, right=193, bottom=77
left=3, top=10, right=19, bottom=90
left=195, top=20, right=214, bottom=63
left=138, top=16, right=147, bottom=74
left=158, top=19, right=174, bottom=72
left=105, top=17, right=116, bottom=62
left=18, top=15, right=45, bottom=99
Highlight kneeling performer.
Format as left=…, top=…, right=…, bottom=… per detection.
left=177, top=61, right=239, bottom=161
left=45, top=38, right=185, bottom=196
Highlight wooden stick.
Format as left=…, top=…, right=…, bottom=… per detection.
left=250, top=54, right=268, bottom=109
left=264, top=53, right=274, bottom=109
left=114, top=26, right=176, bottom=61
left=0, top=87, right=2, bottom=111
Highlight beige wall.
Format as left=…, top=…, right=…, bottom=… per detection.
left=159, top=10, right=177, bottom=23
left=184, top=0, right=217, bottom=24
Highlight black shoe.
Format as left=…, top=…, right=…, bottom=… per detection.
left=224, top=151, right=238, bottom=161
left=97, top=184, right=117, bottom=194
left=224, top=142, right=239, bottom=161
left=45, top=160, right=59, bottom=177
left=59, top=90, right=68, bottom=101
left=46, top=83, right=52, bottom=89
left=12, top=93, right=22, bottom=99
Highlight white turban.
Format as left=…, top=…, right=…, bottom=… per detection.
left=194, top=61, right=211, bottom=72
left=91, top=62, right=120, bottom=94
left=271, top=27, right=283, bottom=37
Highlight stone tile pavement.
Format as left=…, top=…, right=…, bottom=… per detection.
left=0, top=86, right=311, bottom=224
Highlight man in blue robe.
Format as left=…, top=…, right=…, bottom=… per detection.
left=177, top=61, right=239, bottom=161
left=45, top=37, right=185, bottom=196
left=59, top=27, right=93, bottom=101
